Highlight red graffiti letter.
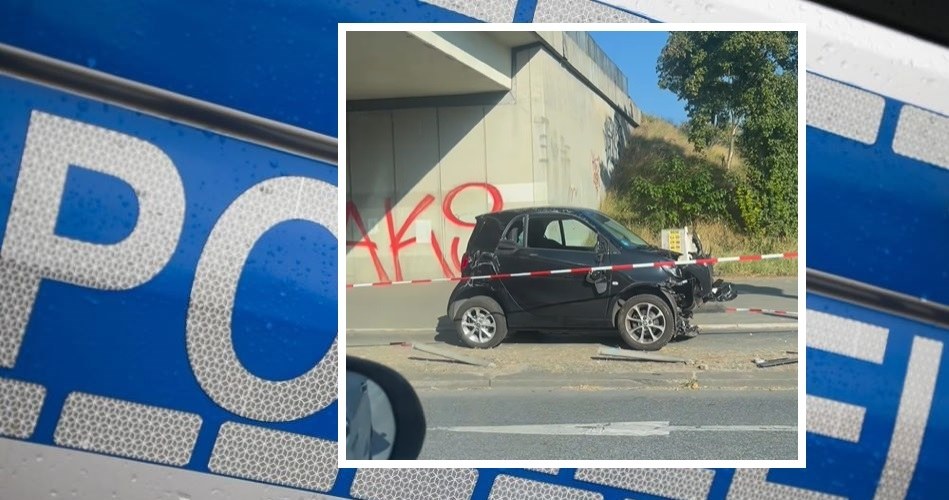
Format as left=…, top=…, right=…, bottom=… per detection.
left=345, top=202, right=389, bottom=282
left=440, top=183, right=504, bottom=274
left=384, top=195, right=435, bottom=281
left=442, top=182, right=504, bottom=228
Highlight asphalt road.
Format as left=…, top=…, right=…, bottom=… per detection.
left=347, top=277, right=799, bottom=461
left=417, top=388, right=798, bottom=460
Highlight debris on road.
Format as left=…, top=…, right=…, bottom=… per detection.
left=597, top=346, right=691, bottom=364
left=411, top=342, right=496, bottom=367
left=754, top=357, right=798, bottom=368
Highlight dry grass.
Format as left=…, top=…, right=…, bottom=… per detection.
left=602, top=115, right=797, bottom=277
left=601, top=196, right=797, bottom=277
left=631, top=115, right=747, bottom=174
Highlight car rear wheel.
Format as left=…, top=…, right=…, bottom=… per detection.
left=455, top=296, right=508, bottom=348
left=617, top=294, right=674, bottom=351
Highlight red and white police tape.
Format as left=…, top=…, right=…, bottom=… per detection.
left=724, top=307, right=798, bottom=317
left=346, top=251, right=797, bottom=288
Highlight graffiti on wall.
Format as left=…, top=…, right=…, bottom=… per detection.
left=599, top=111, right=630, bottom=189
left=347, top=182, right=504, bottom=281
left=591, top=153, right=603, bottom=196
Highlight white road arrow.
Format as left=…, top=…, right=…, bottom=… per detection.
left=431, top=421, right=796, bottom=436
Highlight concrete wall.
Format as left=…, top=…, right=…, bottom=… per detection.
left=346, top=42, right=635, bottom=284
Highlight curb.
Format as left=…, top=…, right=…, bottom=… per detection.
left=698, top=322, right=797, bottom=333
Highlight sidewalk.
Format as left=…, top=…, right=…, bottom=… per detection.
left=347, top=330, right=799, bottom=391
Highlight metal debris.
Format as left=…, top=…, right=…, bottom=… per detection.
left=597, top=346, right=691, bottom=364
left=754, top=356, right=798, bottom=368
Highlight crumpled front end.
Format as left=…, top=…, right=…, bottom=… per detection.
left=661, top=233, right=738, bottom=337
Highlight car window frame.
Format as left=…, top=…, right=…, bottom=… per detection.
left=498, top=214, right=527, bottom=249
left=526, top=213, right=600, bottom=253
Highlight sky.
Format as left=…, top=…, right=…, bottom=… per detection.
left=588, top=31, right=688, bottom=125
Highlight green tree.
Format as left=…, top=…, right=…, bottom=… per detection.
left=657, top=31, right=797, bottom=170
left=657, top=31, right=798, bottom=235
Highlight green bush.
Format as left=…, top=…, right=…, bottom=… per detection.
left=621, top=153, right=731, bottom=231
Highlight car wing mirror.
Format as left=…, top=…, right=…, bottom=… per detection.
left=595, top=235, right=609, bottom=260
left=346, top=356, right=426, bottom=460
left=585, top=269, right=609, bottom=294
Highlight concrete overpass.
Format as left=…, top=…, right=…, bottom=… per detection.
left=345, top=30, right=641, bottom=283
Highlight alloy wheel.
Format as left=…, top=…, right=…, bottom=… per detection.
left=460, top=306, right=496, bottom=344
left=624, top=302, right=666, bottom=344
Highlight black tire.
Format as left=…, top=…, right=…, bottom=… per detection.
left=617, top=294, right=675, bottom=351
left=454, top=296, right=508, bottom=348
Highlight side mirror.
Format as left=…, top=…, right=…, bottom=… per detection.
left=595, top=234, right=609, bottom=255
left=346, top=356, right=426, bottom=460
left=496, top=239, right=517, bottom=252
left=691, top=233, right=706, bottom=257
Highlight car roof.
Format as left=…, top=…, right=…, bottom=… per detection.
left=477, top=206, right=604, bottom=225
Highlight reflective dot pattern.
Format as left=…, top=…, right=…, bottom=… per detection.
left=350, top=468, right=478, bottom=500
left=806, top=395, right=865, bottom=443
left=526, top=468, right=560, bottom=474
left=0, top=261, right=40, bottom=368
left=0, top=377, right=45, bottom=438
left=208, top=422, right=337, bottom=492
left=0, top=110, right=185, bottom=368
left=807, top=310, right=888, bottom=363
left=533, top=0, right=648, bottom=22
left=186, top=176, right=337, bottom=422
left=893, top=105, right=949, bottom=169
left=727, top=469, right=841, bottom=500
left=489, top=475, right=602, bottom=500
left=806, top=73, right=885, bottom=144
left=53, top=392, right=201, bottom=466
left=575, top=468, right=715, bottom=500
left=875, top=337, right=942, bottom=500
left=420, top=0, right=517, bottom=22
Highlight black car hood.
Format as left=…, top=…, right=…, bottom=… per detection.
left=635, top=245, right=682, bottom=261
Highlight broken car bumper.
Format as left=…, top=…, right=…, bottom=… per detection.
left=710, top=279, right=738, bottom=302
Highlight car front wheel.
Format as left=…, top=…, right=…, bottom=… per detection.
left=455, top=296, right=508, bottom=348
left=617, top=294, right=675, bottom=351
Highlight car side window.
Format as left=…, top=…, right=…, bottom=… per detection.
left=527, top=214, right=597, bottom=251
left=501, top=216, right=525, bottom=247
left=544, top=220, right=563, bottom=244
left=561, top=218, right=597, bottom=250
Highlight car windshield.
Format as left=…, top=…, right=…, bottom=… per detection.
left=590, top=212, right=649, bottom=248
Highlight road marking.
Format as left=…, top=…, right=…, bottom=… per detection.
left=431, top=421, right=796, bottom=436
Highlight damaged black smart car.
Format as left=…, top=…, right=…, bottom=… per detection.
left=447, top=207, right=737, bottom=350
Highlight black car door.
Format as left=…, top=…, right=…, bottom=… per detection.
left=496, top=213, right=611, bottom=328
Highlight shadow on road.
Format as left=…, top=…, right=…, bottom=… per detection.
left=433, top=314, right=642, bottom=348
left=732, top=283, right=797, bottom=299
left=433, top=316, right=464, bottom=346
